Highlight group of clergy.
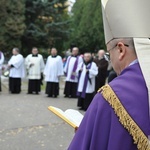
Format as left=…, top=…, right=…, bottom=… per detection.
left=6, top=47, right=62, bottom=96
left=64, top=47, right=108, bottom=110
left=1, top=47, right=108, bottom=111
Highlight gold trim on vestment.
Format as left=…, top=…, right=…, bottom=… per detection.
left=98, top=84, right=150, bottom=150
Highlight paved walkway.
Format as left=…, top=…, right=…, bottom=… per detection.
left=0, top=77, right=84, bottom=150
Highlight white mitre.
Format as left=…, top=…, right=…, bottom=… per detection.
left=101, top=0, right=150, bottom=138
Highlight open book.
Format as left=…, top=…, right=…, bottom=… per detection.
left=48, top=106, right=84, bottom=129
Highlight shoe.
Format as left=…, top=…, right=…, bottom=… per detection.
left=78, top=107, right=84, bottom=110
left=64, top=95, right=68, bottom=98
left=47, top=95, right=52, bottom=97
left=27, top=92, right=32, bottom=94
left=71, top=96, right=77, bottom=98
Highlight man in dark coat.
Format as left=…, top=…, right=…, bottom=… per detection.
left=94, top=50, right=108, bottom=91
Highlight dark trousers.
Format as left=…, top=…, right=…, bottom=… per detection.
left=9, top=77, right=21, bottom=93
left=64, top=81, right=77, bottom=98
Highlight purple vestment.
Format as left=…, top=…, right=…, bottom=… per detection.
left=77, top=62, right=92, bottom=98
left=68, top=63, right=150, bottom=150
left=66, top=56, right=79, bottom=80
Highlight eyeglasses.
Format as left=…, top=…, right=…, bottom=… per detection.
left=107, top=43, right=129, bottom=52
left=106, top=43, right=129, bottom=61
left=104, top=53, right=110, bottom=62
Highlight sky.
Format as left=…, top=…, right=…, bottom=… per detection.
left=68, top=0, right=76, bottom=12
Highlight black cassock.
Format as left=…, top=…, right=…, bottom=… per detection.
left=9, top=77, right=21, bottom=93
left=64, top=81, right=78, bottom=98
left=94, top=58, right=108, bottom=91
left=28, top=79, right=41, bottom=94
left=46, top=82, right=59, bottom=97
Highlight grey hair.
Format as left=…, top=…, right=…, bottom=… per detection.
left=72, top=47, right=79, bottom=51
left=109, top=38, right=136, bottom=52
left=13, top=47, right=20, bottom=53
left=84, top=52, right=92, bottom=55
left=115, top=38, right=134, bottom=48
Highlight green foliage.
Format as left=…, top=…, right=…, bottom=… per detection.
left=0, top=0, right=26, bottom=55
left=67, top=0, right=105, bottom=53
left=0, top=0, right=105, bottom=56
left=0, top=0, right=70, bottom=57
left=22, top=0, right=70, bottom=56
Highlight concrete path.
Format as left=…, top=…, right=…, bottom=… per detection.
left=0, top=77, right=84, bottom=150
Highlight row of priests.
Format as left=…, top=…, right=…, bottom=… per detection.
left=8, top=46, right=99, bottom=110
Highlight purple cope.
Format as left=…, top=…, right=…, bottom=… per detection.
left=68, top=63, right=150, bottom=150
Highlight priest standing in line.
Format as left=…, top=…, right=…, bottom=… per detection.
left=0, top=51, right=4, bottom=91
left=25, top=47, right=45, bottom=94
left=44, top=48, right=64, bottom=98
left=64, top=47, right=83, bottom=98
left=8, top=48, right=25, bottom=94
left=76, top=53, right=98, bottom=111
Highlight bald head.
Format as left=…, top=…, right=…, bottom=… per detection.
left=98, top=50, right=105, bottom=59
left=108, top=38, right=135, bottom=52
left=106, top=38, right=137, bottom=75
left=72, top=47, right=79, bottom=56
left=12, top=48, right=19, bottom=55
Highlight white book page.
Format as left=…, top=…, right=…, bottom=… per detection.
left=50, top=106, right=84, bottom=127
left=64, top=109, right=83, bottom=127
left=52, top=107, right=67, bottom=117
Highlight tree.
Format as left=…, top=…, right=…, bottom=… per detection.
left=67, top=0, right=105, bottom=53
left=22, top=0, right=70, bottom=56
left=0, top=0, right=26, bottom=55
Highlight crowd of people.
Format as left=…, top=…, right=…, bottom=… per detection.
left=1, top=0, right=149, bottom=149
left=0, top=46, right=111, bottom=111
